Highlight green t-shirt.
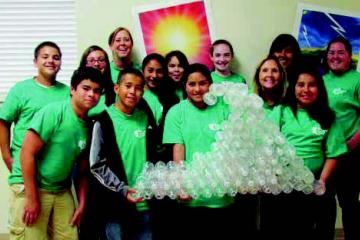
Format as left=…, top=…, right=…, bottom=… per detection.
left=175, top=88, right=185, bottom=100
left=143, top=90, right=163, bottom=126
left=211, top=71, right=246, bottom=84
left=88, top=94, right=107, bottom=117
left=163, top=99, right=233, bottom=208
left=263, top=102, right=276, bottom=116
left=110, top=61, right=142, bottom=84
left=0, top=78, right=69, bottom=183
left=107, top=105, right=149, bottom=211
left=268, top=105, right=347, bottom=172
left=323, top=70, right=360, bottom=140
left=9, top=101, right=89, bottom=191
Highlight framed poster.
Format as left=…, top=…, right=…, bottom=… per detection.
left=133, top=0, right=215, bottom=69
left=294, top=3, right=360, bottom=70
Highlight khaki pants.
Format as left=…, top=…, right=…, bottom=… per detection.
left=9, top=184, right=78, bottom=240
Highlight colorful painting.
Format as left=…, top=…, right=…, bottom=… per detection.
left=294, top=3, right=360, bottom=70
left=134, top=0, right=214, bottom=69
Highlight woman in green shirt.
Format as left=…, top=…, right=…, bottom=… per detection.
left=252, top=56, right=286, bottom=115
left=323, top=37, right=360, bottom=240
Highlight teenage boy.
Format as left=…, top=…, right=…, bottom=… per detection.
left=88, top=68, right=157, bottom=240
left=0, top=41, right=69, bottom=173
left=10, top=67, right=103, bottom=239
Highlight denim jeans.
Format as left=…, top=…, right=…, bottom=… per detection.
left=105, top=211, right=152, bottom=240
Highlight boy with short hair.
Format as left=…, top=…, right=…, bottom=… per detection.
left=0, top=41, right=69, bottom=172
left=11, top=67, right=103, bottom=239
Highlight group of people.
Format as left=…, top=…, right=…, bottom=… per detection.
left=0, top=25, right=359, bottom=240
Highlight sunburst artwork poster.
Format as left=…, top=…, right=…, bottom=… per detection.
left=133, top=0, right=215, bottom=69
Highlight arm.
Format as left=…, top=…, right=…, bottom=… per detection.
left=20, top=130, right=44, bottom=226
left=346, top=128, right=360, bottom=152
left=0, top=120, right=13, bottom=171
left=89, top=122, right=129, bottom=197
left=70, top=156, right=88, bottom=227
left=173, top=144, right=185, bottom=164
left=319, top=158, right=337, bottom=185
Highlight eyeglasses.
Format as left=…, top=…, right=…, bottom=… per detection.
left=87, top=58, right=106, bottom=65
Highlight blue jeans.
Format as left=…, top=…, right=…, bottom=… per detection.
left=105, top=211, right=152, bottom=240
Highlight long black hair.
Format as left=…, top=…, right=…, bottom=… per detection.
left=284, top=65, right=335, bottom=129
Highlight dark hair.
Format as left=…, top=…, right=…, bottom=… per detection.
left=142, top=53, right=167, bottom=75
left=284, top=66, right=335, bottom=129
left=269, top=34, right=301, bottom=58
left=183, top=63, right=213, bottom=85
left=165, top=50, right=189, bottom=69
left=108, top=27, right=133, bottom=46
left=165, top=50, right=189, bottom=97
left=253, top=56, right=286, bottom=106
left=79, top=45, right=114, bottom=106
left=324, top=36, right=354, bottom=72
left=326, top=36, right=352, bottom=56
left=117, top=68, right=145, bottom=85
left=71, top=67, right=104, bottom=90
left=34, top=41, right=62, bottom=59
left=210, top=39, right=234, bottom=56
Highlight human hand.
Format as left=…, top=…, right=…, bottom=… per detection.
left=126, top=188, right=144, bottom=203
left=22, top=196, right=41, bottom=226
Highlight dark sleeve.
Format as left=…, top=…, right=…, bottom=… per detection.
left=89, top=121, right=128, bottom=197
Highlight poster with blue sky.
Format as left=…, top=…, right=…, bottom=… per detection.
left=294, top=3, right=360, bottom=70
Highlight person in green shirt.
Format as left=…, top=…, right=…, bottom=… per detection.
left=165, top=50, right=189, bottom=100
left=262, top=66, right=347, bottom=240
left=163, top=63, right=256, bottom=240
left=210, top=39, right=247, bottom=84
left=323, top=37, right=360, bottom=240
left=108, top=27, right=141, bottom=84
left=268, top=34, right=302, bottom=85
left=252, top=55, right=287, bottom=115
left=79, top=45, right=115, bottom=117
left=0, top=41, right=69, bottom=174
left=88, top=68, right=157, bottom=240
left=14, top=67, right=103, bottom=240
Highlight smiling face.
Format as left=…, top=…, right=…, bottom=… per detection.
left=210, top=43, right=233, bottom=74
left=110, top=29, right=133, bottom=59
left=34, top=46, right=61, bottom=79
left=273, top=46, right=294, bottom=69
left=327, top=42, right=352, bottom=74
left=143, top=59, right=165, bottom=90
left=295, top=73, right=319, bottom=108
left=86, top=50, right=107, bottom=73
left=114, top=73, right=144, bottom=114
left=167, top=56, right=185, bottom=82
left=258, top=59, right=282, bottom=90
left=185, top=71, right=210, bottom=108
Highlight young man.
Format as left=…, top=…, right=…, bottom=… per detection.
left=11, top=67, right=103, bottom=239
left=0, top=41, right=69, bottom=173
left=87, top=68, right=157, bottom=240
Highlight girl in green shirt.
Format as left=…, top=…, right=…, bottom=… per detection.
left=163, top=63, right=256, bottom=239
left=262, top=66, right=347, bottom=240
left=165, top=50, right=189, bottom=100
left=79, top=45, right=115, bottom=117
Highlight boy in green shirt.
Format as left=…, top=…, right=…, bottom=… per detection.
left=0, top=41, right=69, bottom=173
left=13, top=67, right=103, bottom=240
left=88, top=68, right=157, bottom=240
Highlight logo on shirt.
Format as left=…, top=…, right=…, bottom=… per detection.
left=208, top=123, right=221, bottom=131
left=332, top=88, right=347, bottom=95
left=134, top=130, right=146, bottom=138
left=78, top=140, right=86, bottom=150
left=312, top=126, right=327, bottom=136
